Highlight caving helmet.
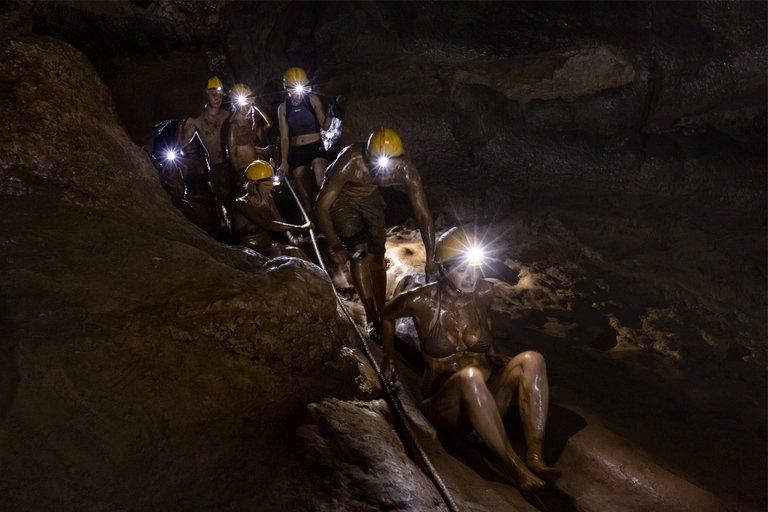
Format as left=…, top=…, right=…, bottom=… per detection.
left=231, top=83, right=253, bottom=106
left=367, top=128, right=404, bottom=160
left=283, top=67, right=308, bottom=91
left=434, top=228, right=484, bottom=269
left=245, top=160, right=280, bottom=185
left=207, top=76, right=224, bottom=91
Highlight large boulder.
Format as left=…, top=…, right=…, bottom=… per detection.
left=0, top=12, right=357, bottom=511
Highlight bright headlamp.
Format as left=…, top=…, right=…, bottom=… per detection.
left=165, top=150, right=177, bottom=161
left=376, top=156, right=391, bottom=168
left=237, top=95, right=248, bottom=106
left=465, top=246, right=485, bottom=268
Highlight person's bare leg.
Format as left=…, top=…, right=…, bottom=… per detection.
left=349, top=245, right=379, bottom=331
left=423, top=367, right=545, bottom=492
left=311, top=157, right=329, bottom=189
left=369, top=252, right=387, bottom=310
left=292, top=165, right=315, bottom=214
left=488, top=351, right=559, bottom=481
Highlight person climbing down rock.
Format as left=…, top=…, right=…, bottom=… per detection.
left=379, top=228, right=560, bottom=493
left=276, top=67, right=332, bottom=214
left=224, top=82, right=275, bottom=192
left=232, top=159, right=313, bottom=261
left=314, top=127, right=436, bottom=335
left=177, top=76, right=234, bottom=236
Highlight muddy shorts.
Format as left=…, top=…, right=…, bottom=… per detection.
left=289, top=140, right=327, bottom=168
left=186, top=171, right=210, bottom=197
left=330, top=190, right=387, bottom=255
left=209, top=162, right=235, bottom=203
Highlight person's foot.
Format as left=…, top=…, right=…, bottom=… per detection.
left=483, top=456, right=546, bottom=493
left=515, top=466, right=547, bottom=494
left=526, top=454, right=561, bottom=482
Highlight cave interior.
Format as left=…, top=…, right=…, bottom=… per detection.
left=0, top=1, right=765, bottom=511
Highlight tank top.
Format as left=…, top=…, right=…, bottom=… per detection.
left=285, top=95, right=320, bottom=137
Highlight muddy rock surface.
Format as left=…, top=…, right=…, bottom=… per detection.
left=284, top=398, right=446, bottom=512
left=0, top=15, right=359, bottom=512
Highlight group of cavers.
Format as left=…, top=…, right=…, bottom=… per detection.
left=150, top=68, right=562, bottom=494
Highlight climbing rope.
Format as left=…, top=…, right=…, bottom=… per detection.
left=283, top=180, right=462, bottom=512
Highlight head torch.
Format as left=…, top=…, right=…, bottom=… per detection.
left=464, top=246, right=485, bottom=268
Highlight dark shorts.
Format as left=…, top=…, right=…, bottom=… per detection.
left=209, top=162, right=235, bottom=203
left=186, top=172, right=210, bottom=197
left=330, top=190, right=387, bottom=255
left=289, top=140, right=327, bottom=169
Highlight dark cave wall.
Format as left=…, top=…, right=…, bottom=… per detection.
left=25, top=0, right=766, bottom=215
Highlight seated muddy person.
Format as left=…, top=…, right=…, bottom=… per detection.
left=224, top=83, right=275, bottom=191
left=315, top=128, right=436, bottom=335
left=276, top=67, right=333, bottom=214
left=379, top=228, right=559, bottom=493
left=232, top=160, right=312, bottom=261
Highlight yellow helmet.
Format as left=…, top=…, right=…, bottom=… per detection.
left=283, top=67, right=308, bottom=89
left=231, top=83, right=253, bottom=105
left=367, top=128, right=404, bottom=158
left=434, top=228, right=484, bottom=268
left=245, top=160, right=277, bottom=182
left=207, top=76, right=223, bottom=91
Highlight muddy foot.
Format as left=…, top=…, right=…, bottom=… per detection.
left=527, top=455, right=561, bottom=482
left=529, top=462, right=561, bottom=482
left=483, top=457, right=546, bottom=493
left=517, top=468, right=546, bottom=494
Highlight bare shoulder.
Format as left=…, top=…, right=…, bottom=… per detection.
left=309, top=93, right=323, bottom=108
left=327, top=144, right=364, bottom=175
left=383, top=281, right=439, bottom=318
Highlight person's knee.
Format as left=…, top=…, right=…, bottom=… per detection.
left=457, top=367, right=488, bottom=395
left=519, top=351, right=546, bottom=372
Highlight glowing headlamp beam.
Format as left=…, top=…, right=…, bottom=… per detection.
left=237, top=95, right=248, bottom=106
left=165, top=150, right=177, bottom=161
left=376, top=156, right=391, bottom=168
left=465, top=246, right=485, bottom=268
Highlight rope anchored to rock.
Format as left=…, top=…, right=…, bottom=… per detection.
left=283, top=179, right=462, bottom=512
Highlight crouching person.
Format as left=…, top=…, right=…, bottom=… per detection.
left=232, top=160, right=312, bottom=261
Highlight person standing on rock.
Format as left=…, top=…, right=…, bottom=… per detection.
left=178, top=76, right=234, bottom=235
left=379, top=228, right=559, bottom=494
left=224, top=83, right=275, bottom=191
left=232, top=160, right=312, bottom=261
left=276, top=67, right=335, bottom=214
left=314, top=128, right=436, bottom=334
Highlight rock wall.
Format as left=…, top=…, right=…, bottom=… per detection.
left=0, top=12, right=374, bottom=511
left=27, top=1, right=766, bottom=216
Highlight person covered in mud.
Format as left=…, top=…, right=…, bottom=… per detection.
left=276, top=67, right=336, bottom=213
left=314, top=128, right=436, bottom=334
left=224, top=83, right=275, bottom=190
left=178, top=76, right=234, bottom=229
left=232, top=160, right=312, bottom=261
left=379, top=228, right=559, bottom=493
